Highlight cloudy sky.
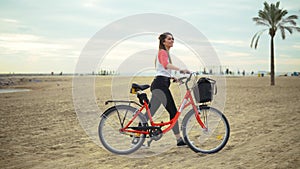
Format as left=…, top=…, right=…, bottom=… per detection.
left=0, top=0, right=299, bottom=74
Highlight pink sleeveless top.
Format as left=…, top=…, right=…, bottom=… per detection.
left=156, top=50, right=172, bottom=77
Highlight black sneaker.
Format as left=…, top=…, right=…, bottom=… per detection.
left=177, top=137, right=187, bottom=146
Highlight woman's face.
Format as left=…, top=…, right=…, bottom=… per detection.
left=163, top=35, right=174, bottom=49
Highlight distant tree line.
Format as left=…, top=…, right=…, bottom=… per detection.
left=96, top=69, right=118, bottom=76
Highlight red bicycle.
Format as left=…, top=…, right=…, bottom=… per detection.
left=98, top=73, right=230, bottom=155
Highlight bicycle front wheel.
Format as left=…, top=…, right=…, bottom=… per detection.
left=182, top=106, right=230, bottom=154
left=98, top=105, right=146, bottom=155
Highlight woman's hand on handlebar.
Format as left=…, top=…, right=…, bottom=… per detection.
left=172, top=77, right=186, bottom=84
left=171, top=77, right=179, bottom=83
left=179, top=69, right=191, bottom=74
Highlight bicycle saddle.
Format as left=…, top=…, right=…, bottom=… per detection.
left=130, top=83, right=150, bottom=94
left=131, top=83, right=150, bottom=91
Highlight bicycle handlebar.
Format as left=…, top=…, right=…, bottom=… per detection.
left=174, top=72, right=197, bottom=89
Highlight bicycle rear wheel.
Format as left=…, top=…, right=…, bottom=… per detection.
left=98, top=105, right=146, bottom=155
left=182, top=106, right=230, bottom=154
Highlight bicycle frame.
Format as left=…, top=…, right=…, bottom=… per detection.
left=120, top=82, right=207, bottom=135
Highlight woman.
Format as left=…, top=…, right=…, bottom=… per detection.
left=148, top=32, right=190, bottom=146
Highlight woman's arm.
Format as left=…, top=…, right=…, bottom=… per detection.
left=167, top=64, right=190, bottom=74
left=166, top=63, right=180, bottom=71
left=158, top=50, right=190, bottom=74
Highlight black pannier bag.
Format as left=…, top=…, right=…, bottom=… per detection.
left=193, top=77, right=217, bottom=103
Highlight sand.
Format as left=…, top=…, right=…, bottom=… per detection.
left=0, top=76, right=299, bottom=169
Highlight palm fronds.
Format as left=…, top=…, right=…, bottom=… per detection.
left=250, top=29, right=267, bottom=49
left=251, top=1, right=300, bottom=47
left=251, top=1, right=300, bottom=86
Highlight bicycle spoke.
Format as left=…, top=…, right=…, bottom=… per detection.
left=103, top=114, right=122, bottom=130
left=98, top=105, right=146, bottom=155
left=182, top=107, right=230, bottom=154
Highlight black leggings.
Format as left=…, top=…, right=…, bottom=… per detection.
left=146, top=76, right=180, bottom=135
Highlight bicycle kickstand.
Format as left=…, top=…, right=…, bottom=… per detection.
left=147, top=138, right=153, bottom=147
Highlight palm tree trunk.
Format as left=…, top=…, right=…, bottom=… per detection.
left=270, top=36, right=275, bottom=86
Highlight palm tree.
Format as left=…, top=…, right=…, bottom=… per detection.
left=251, top=1, right=300, bottom=85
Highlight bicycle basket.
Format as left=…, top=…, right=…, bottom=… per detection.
left=193, top=77, right=217, bottom=103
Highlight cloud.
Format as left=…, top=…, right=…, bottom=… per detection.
left=292, top=45, right=300, bottom=50
left=278, top=58, right=300, bottom=64
left=223, top=51, right=251, bottom=57
left=0, top=33, right=87, bottom=61
left=0, top=33, right=40, bottom=41
left=0, top=33, right=67, bottom=52
left=211, top=39, right=247, bottom=47
left=0, top=0, right=299, bottom=73
left=1, top=18, right=19, bottom=23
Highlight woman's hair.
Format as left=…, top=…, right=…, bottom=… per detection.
left=155, top=32, right=173, bottom=66
left=158, top=32, right=173, bottom=50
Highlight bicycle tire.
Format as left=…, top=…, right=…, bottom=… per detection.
left=98, top=105, right=147, bottom=155
left=182, top=106, right=230, bottom=154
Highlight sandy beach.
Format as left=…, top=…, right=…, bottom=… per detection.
left=0, top=76, right=299, bottom=169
